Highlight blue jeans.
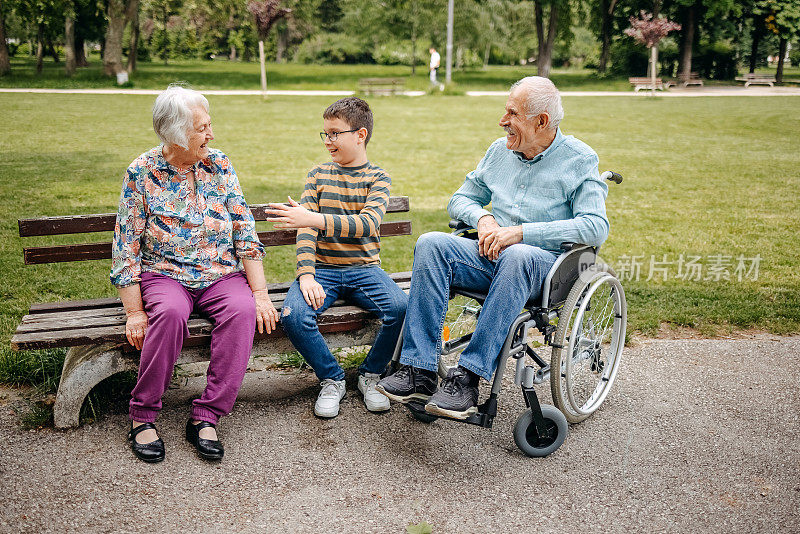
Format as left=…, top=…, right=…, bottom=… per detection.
left=399, top=232, right=557, bottom=381
left=281, top=266, right=409, bottom=381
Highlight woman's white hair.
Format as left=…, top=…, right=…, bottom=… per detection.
left=152, top=84, right=209, bottom=149
left=509, top=76, right=564, bottom=129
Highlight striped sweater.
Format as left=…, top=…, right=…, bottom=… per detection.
left=296, top=161, right=391, bottom=277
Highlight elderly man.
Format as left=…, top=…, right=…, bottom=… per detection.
left=377, top=76, right=610, bottom=420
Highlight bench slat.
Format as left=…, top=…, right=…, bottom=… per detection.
left=18, top=197, right=410, bottom=237
left=11, top=305, right=378, bottom=351
left=16, top=281, right=412, bottom=334
left=25, top=271, right=412, bottom=315
left=23, top=220, right=412, bottom=265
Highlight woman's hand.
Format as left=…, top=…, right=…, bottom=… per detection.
left=266, top=197, right=325, bottom=229
left=299, top=274, right=326, bottom=310
left=253, top=289, right=280, bottom=334
left=125, top=310, right=149, bottom=350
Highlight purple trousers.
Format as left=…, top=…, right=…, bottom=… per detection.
left=129, top=271, right=256, bottom=425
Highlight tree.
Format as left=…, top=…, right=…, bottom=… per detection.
left=760, top=0, right=800, bottom=82
left=248, top=0, right=291, bottom=91
left=597, top=0, right=623, bottom=74
left=103, top=0, right=138, bottom=76
left=0, top=0, right=11, bottom=75
left=625, top=10, right=681, bottom=94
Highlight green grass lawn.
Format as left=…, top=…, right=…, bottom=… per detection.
left=1, top=93, right=799, bottom=394
left=0, top=56, right=634, bottom=91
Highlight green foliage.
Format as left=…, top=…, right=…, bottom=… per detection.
left=694, top=40, right=738, bottom=79
left=609, top=38, right=649, bottom=76
left=294, top=32, right=372, bottom=64
left=789, top=46, right=800, bottom=67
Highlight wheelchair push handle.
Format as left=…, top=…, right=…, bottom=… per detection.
left=601, top=170, right=623, bottom=184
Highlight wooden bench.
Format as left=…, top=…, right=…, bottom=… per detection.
left=628, top=77, right=668, bottom=92
left=11, top=197, right=412, bottom=428
left=735, top=73, right=775, bottom=87
left=357, top=77, right=406, bottom=96
left=678, top=72, right=704, bottom=87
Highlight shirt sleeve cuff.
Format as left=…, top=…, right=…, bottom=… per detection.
left=467, top=209, right=493, bottom=230
left=296, top=266, right=315, bottom=278
left=521, top=222, right=544, bottom=247
left=235, top=242, right=266, bottom=260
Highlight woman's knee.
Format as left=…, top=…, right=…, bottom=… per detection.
left=148, top=300, right=190, bottom=328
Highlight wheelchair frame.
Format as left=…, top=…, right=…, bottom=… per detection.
left=390, top=171, right=626, bottom=457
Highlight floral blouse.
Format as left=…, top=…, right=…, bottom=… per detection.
left=110, top=146, right=265, bottom=289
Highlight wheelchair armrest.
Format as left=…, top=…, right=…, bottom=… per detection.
left=449, top=219, right=478, bottom=240
left=560, top=242, right=580, bottom=251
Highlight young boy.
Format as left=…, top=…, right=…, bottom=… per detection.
left=266, top=97, right=408, bottom=418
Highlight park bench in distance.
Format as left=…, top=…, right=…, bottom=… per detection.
left=12, top=197, right=412, bottom=428
left=357, top=77, right=406, bottom=96
left=678, top=72, right=704, bottom=87
left=628, top=77, right=669, bottom=92
left=735, top=73, right=776, bottom=87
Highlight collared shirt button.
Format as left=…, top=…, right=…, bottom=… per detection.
left=514, top=204, right=519, bottom=208
left=520, top=184, right=526, bottom=188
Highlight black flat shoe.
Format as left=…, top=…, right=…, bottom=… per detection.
left=128, top=422, right=165, bottom=463
left=185, top=419, right=224, bottom=461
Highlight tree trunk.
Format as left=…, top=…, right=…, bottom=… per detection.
left=534, top=1, right=544, bottom=68
left=76, top=35, right=88, bottom=67
left=258, top=40, right=266, bottom=92
left=0, top=0, right=10, bottom=76
left=410, top=16, right=417, bottom=75
left=47, top=39, right=59, bottom=63
left=276, top=26, right=288, bottom=63
left=162, top=6, right=168, bottom=65
left=36, top=23, right=44, bottom=74
left=749, top=15, right=764, bottom=73
left=127, top=5, right=139, bottom=73
left=65, top=12, right=76, bottom=76
left=598, top=0, right=612, bottom=74
left=650, top=46, right=658, bottom=97
left=104, top=0, right=128, bottom=75
left=776, top=37, right=787, bottom=84
left=678, top=3, right=695, bottom=79
left=536, top=1, right=559, bottom=78
left=484, top=44, right=490, bottom=69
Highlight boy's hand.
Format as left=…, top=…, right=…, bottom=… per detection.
left=266, top=197, right=325, bottom=229
left=299, top=274, right=326, bottom=309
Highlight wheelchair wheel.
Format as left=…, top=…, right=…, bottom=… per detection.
left=550, top=265, right=626, bottom=423
left=513, top=405, right=568, bottom=457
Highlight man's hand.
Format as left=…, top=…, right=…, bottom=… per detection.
left=476, top=215, right=500, bottom=257
left=483, top=226, right=524, bottom=261
left=125, top=310, right=148, bottom=350
left=252, top=289, right=280, bottom=334
left=266, top=197, right=325, bottom=229
left=299, top=274, right=326, bottom=310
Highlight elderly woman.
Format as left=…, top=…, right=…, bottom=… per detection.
left=111, top=85, right=279, bottom=463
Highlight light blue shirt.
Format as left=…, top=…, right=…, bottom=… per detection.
left=447, top=128, right=610, bottom=256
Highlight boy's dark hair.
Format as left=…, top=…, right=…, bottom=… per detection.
left=323, top=97, right=373, bottom=147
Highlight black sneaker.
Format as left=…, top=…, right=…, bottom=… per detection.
left=424, top=366, right=480, bottom=420
left=375, top=364, right=438, bottom=404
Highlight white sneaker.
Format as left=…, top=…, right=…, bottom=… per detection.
left=314, top=379, right=346, bottom=418
left=358, top=373, right=390, bottom=412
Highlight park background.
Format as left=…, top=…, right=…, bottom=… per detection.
left=0, top=0, right=799, bottom=428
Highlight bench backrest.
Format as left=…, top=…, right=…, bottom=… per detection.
left=19, top=196, right=411, bottom=265
left=628, top=77, right=663, bottom=85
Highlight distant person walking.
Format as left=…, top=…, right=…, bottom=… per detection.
left=429, top=47, right=443, bottom=89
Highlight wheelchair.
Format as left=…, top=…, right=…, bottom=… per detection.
left=389, top=171, right=626, bottom=457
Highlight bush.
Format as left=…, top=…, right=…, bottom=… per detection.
left=789, top=47, right=800, bottom=67
left=694, top=40, right=737, bottom=80
left=373, top=40, right=422, bottom=66
left=295, top=33, right=372, bottom=64
left=609, top=38, right=649, bottom=76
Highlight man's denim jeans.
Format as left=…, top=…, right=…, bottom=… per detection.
left=281, top=265, right=408, bottom=381
left=399, top=232, right=557, bottom=381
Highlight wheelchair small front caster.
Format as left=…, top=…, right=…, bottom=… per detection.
left=513, top=405, right=568, bottom=457
left=406, top=400, right=438, bottom=424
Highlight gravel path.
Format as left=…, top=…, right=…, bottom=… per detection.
left=1, top=335, right=798, bottom=533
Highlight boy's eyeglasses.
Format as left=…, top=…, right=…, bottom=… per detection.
left=319, top=129, right=359, bottom=142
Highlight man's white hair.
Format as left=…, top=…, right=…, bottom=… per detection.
left=509, top=76, right=564, bottom=129
left=152, top=84, right=209, bottom=149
